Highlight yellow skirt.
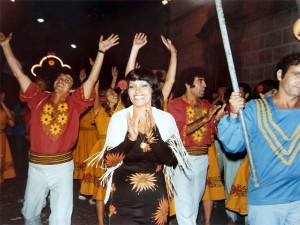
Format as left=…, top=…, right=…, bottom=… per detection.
left=73, top=128, right=98, bottom=180
left=225, top=155, right=249, bottom=215
left=79, top=138, right=106, bottom=200
left=0, top=132, right=16, bottom=183
left=202, top=143, right=225, bottom=201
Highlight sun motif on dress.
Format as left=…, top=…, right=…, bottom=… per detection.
left=146, top=132, right=158, bottom=144
left=105, top=153, right=125, bottom=167
left=129, top=173, right=157, bottom=193
left=41, top=114, right=52, bottom=125
left=57, top=113, right=68, bottom=125
left=152, top=197, right=169, bottom=225
left=109, top=204, right=117, bottom=217
left=43, top=104, right=54, bottom=114
left=57, top=102, right=68, bottom=112
left=50, top=124, right=61, bottom=135
left=186, top=106, right=195, bottom=118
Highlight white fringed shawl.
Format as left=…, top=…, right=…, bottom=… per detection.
left=87, top=105, right=190, bottom=203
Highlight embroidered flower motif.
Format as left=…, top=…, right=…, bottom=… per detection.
left=256, top=84, right=264, bottom=93
left=41, top=114, right=52, bottom=125
left=129, top=173, right=157, bottom=193
left=105, top=153, right=125, bottom=167
left=57, top=113, right=68, bottom=125
left=192, top=130, right=203, bottom=142
left=186, top=107, right=195, bottom=118
left=117, top=79, right=127, bottom=90
left=155, top=165, right=162, bottom=172
left=202, top=109, right=207, bottom=115
left=43, top=104, right=54, bottom=114
left=50, top=123, right=61, bottom=135
left=187, top=119, right=194, bottom=124
left=152, top=197, right=169, bottom=225
left=109, top=204, right=117, bottom=217
left=146, top=132, right=158, bottom=144
left=57, top=102, right=68, bottom=112
left=141, top=143, right=151, bottom=152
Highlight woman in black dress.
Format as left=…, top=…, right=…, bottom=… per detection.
left=94, top=68, right=189, bottom=225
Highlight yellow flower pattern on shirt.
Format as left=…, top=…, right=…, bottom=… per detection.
left=43, top=104, right=54, bottom=114
left=57, top=113, right=68, bottom=125
left=186, top=103, right=207, bottom=143
left=40, top=102, right=69, bottom=139
left=186, top=106, right=195, bottom=118
left=41, top=114, right=52, bottom=125
left=57, top=102, right=68, bottom=112
left=50, top=124, right=61, bottom=136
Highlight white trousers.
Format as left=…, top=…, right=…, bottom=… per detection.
left=174, top=154, right=208, bottom=225
left=21, top=160, right=74, bottom=225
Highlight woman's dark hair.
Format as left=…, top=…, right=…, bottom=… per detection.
left=276, top=52, right=300, bottom=79
left=253, top=79, right=279, bottom=99
left=99, top=87, right=118, bottom=117
left=121, top=68, right=163, bottom=110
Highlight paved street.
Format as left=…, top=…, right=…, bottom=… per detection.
left=0, top=174, right=246, bottom=225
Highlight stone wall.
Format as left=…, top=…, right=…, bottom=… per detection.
left=168, top=0, right=299, bottom=90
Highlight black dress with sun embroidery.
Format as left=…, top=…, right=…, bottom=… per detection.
left=104, top=128, right=178, bottom=225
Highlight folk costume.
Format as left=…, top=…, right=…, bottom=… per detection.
left=0, top=109, right=16, bottom=183
left=20, top=83, right=95, bottom=225
left=167, top=97, right=216, bottom=225
left=218, top=97, right=300, bottom=224
left=88, top=106, right=190, bottom=225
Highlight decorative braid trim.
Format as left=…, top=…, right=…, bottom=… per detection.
left=30, top=151, right=72, bottom=165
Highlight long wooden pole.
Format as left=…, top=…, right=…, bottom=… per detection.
left=215, top=0, right=259, bottom=187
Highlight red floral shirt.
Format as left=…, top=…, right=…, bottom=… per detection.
left=20, top=82, right=95, bottom=154
left=167, top=97, right=216, bottom=147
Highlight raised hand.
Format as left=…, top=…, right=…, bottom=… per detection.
left=127, top=113, right=139, bottom=141
left=98, top=34, right=119, bottom=52
left=0, top=32, right=12, bottom=46
left=89, top=57, right=94, bottom=66
left=144, top=110, right=153, bottom=136
left=133, top=33, right=147, bottom=50
left=111, top=66, right=118, bottom=79
left=161, top=35, right=177, bottom=55
left=202, top=105, right=222, bottom=124
left=135, top=62, right=141, bottom=69
left=215, top=103, right=227, bottom=121
left=79, top=68, right=87, bottom=83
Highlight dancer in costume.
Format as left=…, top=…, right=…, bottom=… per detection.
left=88, top=68, right=189, bottom=225
left=218, top=52, right=300, bottom=225
left=0, top=92, right=16, bottom=183
left=0, top=31, right=119, bottom=225
left=225, top=79, right=279, bottom=221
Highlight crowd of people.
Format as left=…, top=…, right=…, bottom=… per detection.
left=0, top=30, right=299, bottom=225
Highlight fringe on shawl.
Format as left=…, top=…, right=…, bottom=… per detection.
left=164, top=134, right=191, bottom=197
left=84, top=144, right=123, bottom=204
left=85, top=133, right=191, bottom=202
left=85, top=144, right=111, bottom=169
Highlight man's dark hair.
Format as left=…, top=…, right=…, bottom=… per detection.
left=59, top=67, right=80, bottom=89
left=276, top=52, right=300, bottom=79
left=174, top=67, right=207, bottom=98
